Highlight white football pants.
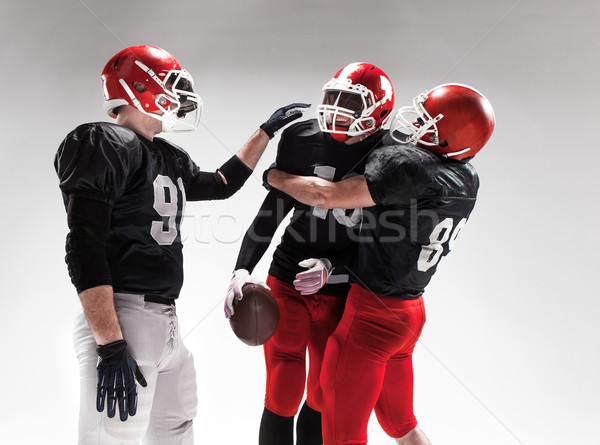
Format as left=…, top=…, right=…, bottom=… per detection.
left=73, top=293, right=198, bottom=445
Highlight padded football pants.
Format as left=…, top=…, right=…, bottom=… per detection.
left=73, top=293, right=197, bottom=445
left=263, top=275, right=346, bottom=416
left=320, top=284, right=426, bottom=445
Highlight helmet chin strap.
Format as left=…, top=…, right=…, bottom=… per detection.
left=161, top=118, right=176, bottom=133
left=118, top=78, right=177, bottom=133
left=146, top=112, right=176, bottom=133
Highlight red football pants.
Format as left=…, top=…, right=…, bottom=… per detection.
left=263, top=275, right=346, bottom=416
left=320, top=284, right=426, bottom=445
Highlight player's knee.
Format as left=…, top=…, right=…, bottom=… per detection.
left=306, top=385, right=323, bottom=412
left=173, top=419, right=194, bottom=439
left=265, top=373, right=305, bottom=417
left=264, top=397, right=302, bottom=418
left=145, top=419, right=194, bottom=443
left=378, top=417, right=418, bottom=439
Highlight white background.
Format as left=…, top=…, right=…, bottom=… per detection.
left=1, top=0, right=599, bottom=444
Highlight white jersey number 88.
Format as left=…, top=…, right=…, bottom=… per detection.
left=417, top=217, right=467, bottom=272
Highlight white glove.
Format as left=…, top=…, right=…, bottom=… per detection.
left=224, top=269, right=270, bottom=318
left=293, top=258, right=333, bottom=296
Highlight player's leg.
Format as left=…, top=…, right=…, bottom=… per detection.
left=296, top=294, right=345, bottom=445
left=374, top=352, right=417, bottom=438
left=319, top=289, right=387, bottom=445
left=259, top=407, right=294, bottom=445
left=374, top=354, right=430, bottom=444
left=320, top=285, right=426, bottom=445
left=263, top=276, right=311, bottom=415
left=73, top=295, right=162, bottom=445
left=296, top=400, right=323, bottom=445
left=305, top=294, right=346, bottom=412
left=373, top=300, right=428, bottom=444
left=142, top=314, right=197, bottom=445
left=260, top=275, right=312, bottom=445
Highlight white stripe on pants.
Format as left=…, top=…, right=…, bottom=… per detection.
left=73, top=293, right=197, bottom=445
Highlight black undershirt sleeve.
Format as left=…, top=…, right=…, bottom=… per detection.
left=65, top=196, right=113, bottom=293
left=234, top=189, right=295, bottom=273
left=186, top=155, right=253, bottom=201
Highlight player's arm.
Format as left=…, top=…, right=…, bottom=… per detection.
left=186, top=103, right=310, bottom=201
left=232, top=129, right=270, bottom=171
left=66, top=196, right=148, bottom=419
left=266, top=169, right=376, bottom=210
left=224, top=189, right=294, bottom=318
left=235, top=189, right=295, bottom=273
left=78, top=286, right=123, bottom=343
left=238, top=102, right=310, bottom=169
left=65, top=196, right=123, bottom=344
left=56, top=125, right=129, bottom=344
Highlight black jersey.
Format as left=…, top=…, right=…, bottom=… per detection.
left=55, top=122, right=247, bottom=299
left=355, top=142, right=479, bottom=299
left=235, top=119, right=385, bottom=297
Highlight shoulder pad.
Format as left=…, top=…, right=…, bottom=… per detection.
left=55, top=122, right=139, bottom=203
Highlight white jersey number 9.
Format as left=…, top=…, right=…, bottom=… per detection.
left=151, top=175, right=186, bottom=246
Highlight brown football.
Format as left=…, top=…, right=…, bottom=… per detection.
left=229, top=283, right=279, bottom=346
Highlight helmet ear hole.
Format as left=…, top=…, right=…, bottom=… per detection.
left=132, top=82, right=146, bottom=93
left=380, top=109, right=388, bottom=119
left=439, top=140, right=448, bottom=147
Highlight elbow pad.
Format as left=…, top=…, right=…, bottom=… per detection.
left=217, top=155, right=253, bottom=196
left=65, top=197, right=113, bottom=292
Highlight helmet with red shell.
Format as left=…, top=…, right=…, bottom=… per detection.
left=391, top=83, right=495, bottom=160
left=317, top=62, right=395, bottom=142
left=101, top=45, right=202, bottom=132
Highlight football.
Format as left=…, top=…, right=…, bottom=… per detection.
left=229, top=283, right=279, bottom=346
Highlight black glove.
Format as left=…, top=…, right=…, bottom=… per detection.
left=260, top=103, right=311, bottom=139
left=96, top=340, right=147, bottom=421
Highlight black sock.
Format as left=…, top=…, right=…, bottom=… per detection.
left=296, top=401, right=323, bottom=445
left=259, top=407, right=294, bottom=445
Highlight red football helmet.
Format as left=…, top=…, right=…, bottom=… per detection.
left=317, top=62, right=395, bottom=142
left=390, top=83, right=495, bottom=160
left=101, top=45, right=202, bottom=132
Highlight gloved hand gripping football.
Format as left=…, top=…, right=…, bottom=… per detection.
left=224, top=269, right=271, bottom=318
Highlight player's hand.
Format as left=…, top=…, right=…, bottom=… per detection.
left=293, top=258, right=333, bottom=295
left=225, top=269, right=270, bottom=318
left=96, top=340, right=147, bottom=422
left=260, top=103, right=311, bottom=139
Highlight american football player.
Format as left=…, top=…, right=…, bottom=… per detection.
left=265, top=84, right=495, bottom=445
left=54, top=44, right=308, bottom=445
left=224, top=63, right=395, bottom=445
